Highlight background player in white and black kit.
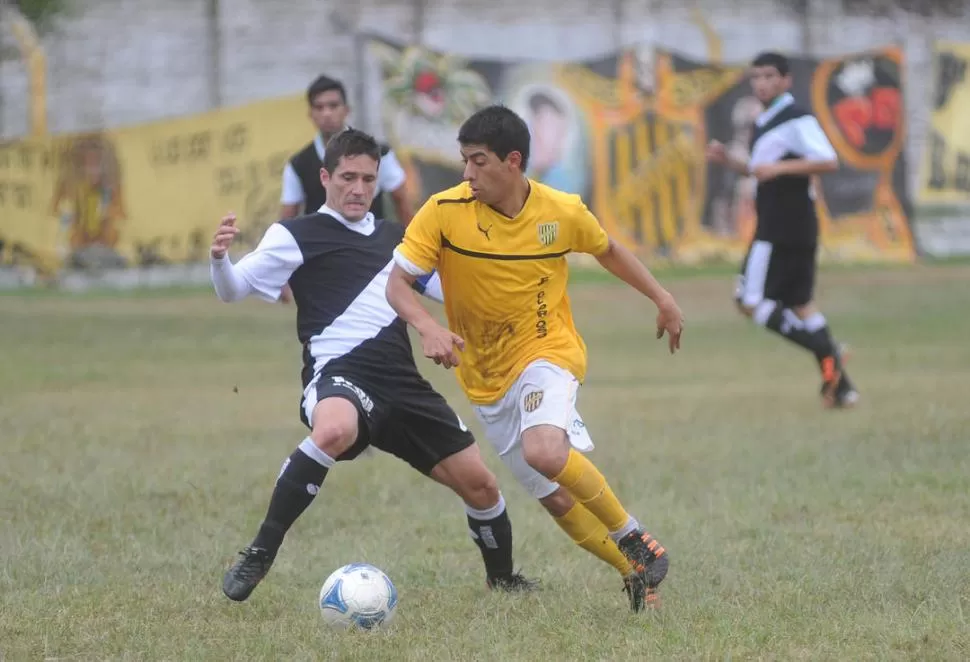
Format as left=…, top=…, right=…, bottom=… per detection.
left=211, top=129, right=537, bottom=601
left=707, top=52, right=859, bottom=408
left=279, top=75, right=413, bottom=225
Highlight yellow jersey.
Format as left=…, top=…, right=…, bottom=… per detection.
left=394, top=179, right=610, bottom=405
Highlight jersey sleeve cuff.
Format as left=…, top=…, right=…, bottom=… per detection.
left=393, top=247, right=433, bottom=277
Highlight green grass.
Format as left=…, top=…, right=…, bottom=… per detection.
left=2, top=264, right=970, bottom=661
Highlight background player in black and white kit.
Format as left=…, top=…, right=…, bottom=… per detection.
left=279, top=75, right=413, bottom=225
left=210, top=129, right=537, bottom=601
left=707, top=51, right=859, bottom=409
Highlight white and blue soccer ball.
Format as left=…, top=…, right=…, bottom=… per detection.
left=318, top=563, right=398, bottom=630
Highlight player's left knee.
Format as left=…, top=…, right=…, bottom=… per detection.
left=521, top=425, right=570, bottom=478
left=434, top=451, right=499, bottom=509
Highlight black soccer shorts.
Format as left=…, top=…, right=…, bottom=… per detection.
left=735, top=240, right=817, bottom=308
left=299, top=369, right=474, bottom=475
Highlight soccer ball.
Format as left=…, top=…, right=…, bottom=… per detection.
left=318, top=563, right=398, bottom=630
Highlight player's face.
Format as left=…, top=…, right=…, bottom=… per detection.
left=320, top=154, right=378, bottom=222
left=749, top=65, right=791, bottom=105
left=309, top=90, right=349, bottom=136
left=460, top=144, right=521, bottom=205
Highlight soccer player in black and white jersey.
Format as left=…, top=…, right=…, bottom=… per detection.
left=211, top=129, right=537, bottom=601
left=707, top=52, right=859, bottom=408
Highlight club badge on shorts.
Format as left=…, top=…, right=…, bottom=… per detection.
left=523, top=390, right=544, bottom=412
left=537, top=222, right=559, bottom=246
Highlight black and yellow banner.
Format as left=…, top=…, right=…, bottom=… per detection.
left=370, top=39, right=914, bottom=263
left=0, top=95, right=307, bottom=276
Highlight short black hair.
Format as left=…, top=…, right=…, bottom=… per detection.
left=458, top=105, right=531, bottom=172
left=321, top=129, right=381, bottom=175
left=307, top=75, right=347, bottom=105
left=528, top=91, right=564, bottom=115
left=751, top=52, right=790, bottom=77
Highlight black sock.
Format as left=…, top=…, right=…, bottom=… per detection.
left=252, top=438, right=334, bottom=554
left=757, top=301, right=837, bottom=363
left=801, top=312, right=840, bottom=365
left=466, top=495, right=514, bottom=579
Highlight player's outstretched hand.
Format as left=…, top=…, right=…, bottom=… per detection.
left=655, top=294, right=684, bottom=354
left=211, top=213, right=239, bottom=259
left=419, top=322, right=465, bottom=369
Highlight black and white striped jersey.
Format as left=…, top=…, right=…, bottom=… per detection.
left=210, top=205, right=441, bottom=387
left=748, top=93, right=838, bottom=246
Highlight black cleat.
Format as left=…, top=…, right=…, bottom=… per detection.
left=617, top=529, right=669, bottom=589
left=222, top=546, right=276, bottom=602
left=486, top=571, right=541, bottom=593
left=623, top=574, right=661, bottom=612
left=820, top=345, right=858, bottom=409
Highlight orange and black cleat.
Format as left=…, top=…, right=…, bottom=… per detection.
left=617, top=529, right=669, bottom=592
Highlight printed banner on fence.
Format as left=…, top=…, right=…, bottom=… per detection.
left=920, top=41, right=970, bottom=204
left=912, top=40, right=970, bottom=257
left=0, top=94, right=308, bottom=276
left=369, top=39, right=914, bottom=263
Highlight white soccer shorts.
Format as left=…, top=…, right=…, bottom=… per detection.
left=473, top=360, right=594, bottom=500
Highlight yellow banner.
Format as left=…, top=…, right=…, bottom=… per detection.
left=0, top=94, right=309, bottom=275
left=920, top=41, right=970, bottom=204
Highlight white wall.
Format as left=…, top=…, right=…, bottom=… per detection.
left=1, top=0, right=968, bottom=191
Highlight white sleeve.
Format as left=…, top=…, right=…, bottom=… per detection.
left=792, top=116, right=838, bottom=162
left=222, top=223, right=304, bottom=302
left=393, top=247, right=432, bottom=277
left=413, top=270, right=444, bottom=304
left=210, top=255, right=255, bottom=302
left=378, top=149, right=407, bottom=193
left=280, top=162, right=305, bottom=205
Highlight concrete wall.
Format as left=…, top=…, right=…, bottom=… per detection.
left=1, top=0, right=968, bottom=190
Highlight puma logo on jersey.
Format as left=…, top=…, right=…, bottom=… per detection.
left=477, top=222, right=492, bottom=240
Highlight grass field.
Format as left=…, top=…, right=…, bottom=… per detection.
left=3, top=264, right=970, bottom=661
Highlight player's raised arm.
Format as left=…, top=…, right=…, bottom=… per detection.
left=386, top=199, right=464, bottom=368
left=209, top=213, right=304, bottom=303
left=571, top=202, right=684, bottom=354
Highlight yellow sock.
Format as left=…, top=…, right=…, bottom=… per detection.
left=554, top=503, right=633, bottom=576
left=552, top=449, right=631, bottom=533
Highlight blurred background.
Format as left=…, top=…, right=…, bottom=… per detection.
left=0, top=0, right=969, bottom=287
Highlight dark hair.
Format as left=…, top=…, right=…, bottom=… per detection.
left=751, top=52, right=790, bottom=77
left=458, top=105, right=531, bottom=171
left=307, top=75, right=347, bottom=105
left=528, top=91, right=564, bottom=115
left=321, top=129, right=381, bottom=174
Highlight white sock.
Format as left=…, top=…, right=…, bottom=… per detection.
left=298, top=437, right=336, bottom=468
left=465, top=493, right=506, bottom=521
left=608, top=515, right=640, bottom=542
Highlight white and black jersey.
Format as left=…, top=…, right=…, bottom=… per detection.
left=210, top=206, right=472, bottom=475
left=748, top=93, right=837, bottom=247
left=736, top=93, right=838, bottom=309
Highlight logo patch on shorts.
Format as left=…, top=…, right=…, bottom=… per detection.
left=523, top=390, right=544, bottom=413
left=329, top=376, right=375, bottom=414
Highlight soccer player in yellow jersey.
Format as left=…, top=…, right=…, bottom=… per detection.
left=386, top=105, right=684, bottom=612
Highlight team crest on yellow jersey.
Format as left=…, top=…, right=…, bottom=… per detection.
left=537, top=222, right=559, bottom=246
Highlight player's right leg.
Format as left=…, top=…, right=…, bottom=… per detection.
left=222, top=394, right=362, bottom=602
left=513, top=363, right=669, bottom=595
left=475, top=365, right=663, bottom=612
left=494, top=444, right=655, bottom=611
